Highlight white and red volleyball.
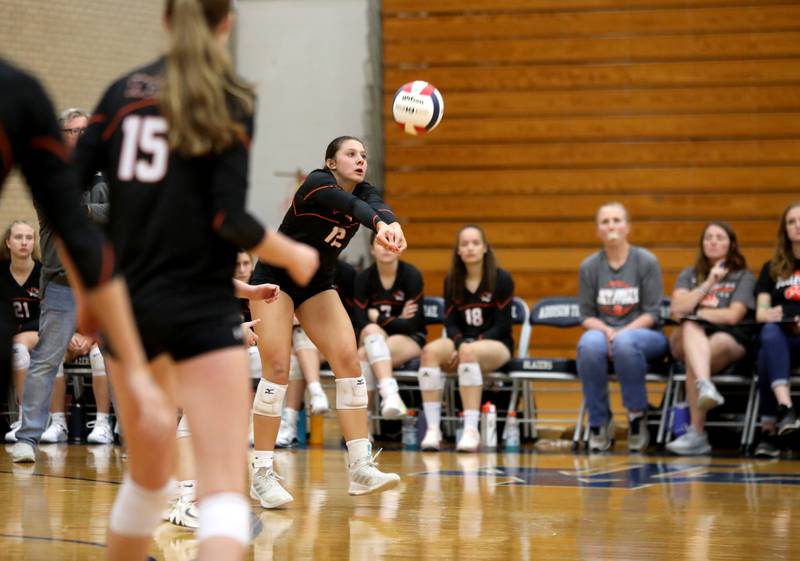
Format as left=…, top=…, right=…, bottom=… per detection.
left=392, top=80, right=444, bottom=136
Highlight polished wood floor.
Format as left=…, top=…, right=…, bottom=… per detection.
left=2, top=440, right=800, bottom=561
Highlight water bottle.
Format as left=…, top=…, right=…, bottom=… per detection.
left=68, top=401, right=85, bottom=443
left=671, top=401, right=690, bottom=438
left=416, top=409, right=427, bottom=444
left=309, top=414, right=324, bottom=445
left=480, top=402, right=498, bottom=450
left=502, top=410, right=521, bottom=452
left=297, top=408, right=307, bottom=446
left=402, top=410, right=419, bottom=450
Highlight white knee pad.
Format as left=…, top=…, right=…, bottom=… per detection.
left=335, top=376, right=368, bottom=410
left=12, top=343, right=29, bottom=371
left=458, top=362, right=483, bottom=387
left=109, top=476, right=175, bottom=537
left=197, top=492, right=250, bottom=546
left=418, top=367, right=444, bottom=391
left=288, top=354, right=304, bottom=381
left=360, top=361, right=375, bottom=391
left=55, top=363, right=64, bottom=379
left=364, top=333, right=391, bottom=365
left=176, top=414, right=191, bottom=439
left=247, top=345, right=262, bottom=379
left=89, top=345, right=106, bottom=377
left=253, top=379, right=287, bottom=417
left=292, top=327, right=317, bottom=351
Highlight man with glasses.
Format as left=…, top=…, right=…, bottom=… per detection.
left=14, top=108, right=113, bottom=454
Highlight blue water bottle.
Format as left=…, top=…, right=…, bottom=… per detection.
left=297, top=408, right=307, bottom=446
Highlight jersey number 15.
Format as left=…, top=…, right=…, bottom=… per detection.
left=118, top=115, right=168, bottom=183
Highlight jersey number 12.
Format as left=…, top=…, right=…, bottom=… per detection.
left=118, top=115, right=168, bottom=182
left=324, top=226, right=347, bottom=248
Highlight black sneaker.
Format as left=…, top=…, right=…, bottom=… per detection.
left=777, top=405, right=800, bottom=436
left=754, top=433, right=781, bottom=458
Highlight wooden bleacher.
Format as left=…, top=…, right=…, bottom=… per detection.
left=381, top=0, right=800, bottom=361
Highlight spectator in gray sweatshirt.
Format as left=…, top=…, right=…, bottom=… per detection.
left=577, top=202, right=668, bottom=453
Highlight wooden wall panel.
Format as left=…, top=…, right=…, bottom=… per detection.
left=385, top=167, right=800, bottom=196
left=383, top=5, right=800, bottom=40
left=381, top=1, right=800, bottom=361
left=385, top=86, right=800, bottom=118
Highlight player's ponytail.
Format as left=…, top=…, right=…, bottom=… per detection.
left=162, top=0, right=254, bottom=157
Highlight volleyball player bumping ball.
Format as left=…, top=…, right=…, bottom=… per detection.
left=249, top=136, right=410, bottom=505
left=71, top=1, right=318, bottom=561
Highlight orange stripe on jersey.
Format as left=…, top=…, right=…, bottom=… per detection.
left=0, top=124, right=12, bottom=178
left=291, top=198, right=359, bottom=227
left=496, top=296, right=513, bottom=309
left=30, top=136, right=69, bottom=163
left=102, top=98, right=159, bottom=140
left=212, top=210, right=225, bottom=232
left=89, top=114, right=107, bottom=126
left=354, top=299, right=368, bottom=309
left=303, top=184, right=337, bottom=201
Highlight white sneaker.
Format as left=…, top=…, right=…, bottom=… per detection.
left=86, top=420, right=114, bottom=444
left=696, top=379, right=725, bottom=412
left=348, top=449, right=401, bottom=496
left=40, top=421, right=68, bottom=443
left=11, top=441, right=35, bottom=463
left=310, top=392, right=330, bottom=416
left=456, top=426, right=480, bottom=453
left=167, top=496, right=200, bottom=530
left=380, top=393, right=407, bottom=420
left=250, top=467, right=293, bottom=509
left=665, top=427, right=712, bottom=456
left=275, top=417, right=298, bottom=448
left=420, top=428, right=442, bottom=451
left=4, top=420, right=21, bottom=442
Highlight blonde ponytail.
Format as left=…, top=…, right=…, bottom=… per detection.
left=161, top=0, right=254, bottom=157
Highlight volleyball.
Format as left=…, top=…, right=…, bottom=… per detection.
left=392, top=80, right=444, bottom=136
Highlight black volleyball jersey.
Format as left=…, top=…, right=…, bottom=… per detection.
left=0, top=260, right=42, bottom=332
left=73, top=58, right=266, bottom=325
left=276, top=169, right=396, bottom=284
left=0, top=59, right=108, bottom=291
left=444, top=267, right=515, bottom=350
left=335, top=259, right=357, bottom=325
left=354, top=261, right=426, bottom=340
left=755, top=258, right=800, bottom=318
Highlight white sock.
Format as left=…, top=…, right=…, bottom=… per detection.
left=423, top=402, right=441, bottom=429
left=178, top=479, right=196, bottom=501
left=378, top=377, right=399, bottom=398
left=307, top=381, right=324, bottom=397
left=463, top=410, right=480, bottom=431
left=253, top=450, right=274, bottom=470
left=51, top=412, right=66, bottom=426
left=96, top=412, right=111, bottom=424
left=346, top=438, right=372, bottom=465
left=283, top=408, right=299, bottom=426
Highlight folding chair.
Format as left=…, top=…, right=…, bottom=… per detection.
left=443, top=297, right=531, bottom=430
left=507, top=296, right=582, bottom=440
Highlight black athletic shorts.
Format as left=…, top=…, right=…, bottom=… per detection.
left=251, top=263, right=335, bottom=309
left=702, top=323, right=753, bottom=349
left=106, top=312, right=244, bottom=362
